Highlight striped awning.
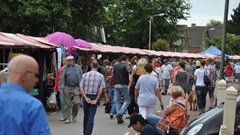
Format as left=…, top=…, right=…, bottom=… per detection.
left=0, top=32, right=57, bottom=48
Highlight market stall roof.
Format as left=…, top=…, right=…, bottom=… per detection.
left=0, top=32, right=57, bottom=48
left=201, top=53, right=219, bottom=59
left=74, top=43, right=219, bottom=58
left=142, top=49, right=161, bottom=56
left=199, top=46, right=221, bottom=55
left=199, top=45, right=230, bottom=58
left=230, top=55, right=240, bottom=60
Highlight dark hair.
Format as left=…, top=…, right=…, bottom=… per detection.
left=179, top=60, right=186, bottom=69
left=119, top=55, right=128, bottom=61
left=103, top=59, right=110, bottom=66
left=207, top=58, right=213, bottom=63
left=111, top=59, right=118, bottom=65
left=128, top=113, right=148, bottom=128
left=144, top=63, right=153, bottom=73
left=200, top=59, right=205, bottom=66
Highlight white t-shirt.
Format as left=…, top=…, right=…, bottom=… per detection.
left=234, top=64, right=240, bottom=74
left=194, top=68, right=205, bottom=86
left=151, top=67, right=162, bottom=81
left=161, top=64, right=173, bottom=79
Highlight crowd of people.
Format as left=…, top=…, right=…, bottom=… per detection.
left=1, top=53, right=240, bottom=135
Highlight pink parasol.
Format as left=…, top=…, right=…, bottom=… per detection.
left=75, top=39, right=92, bottom=49
left=45, top=32, right=77, bottom=47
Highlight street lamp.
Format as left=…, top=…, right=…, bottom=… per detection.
left=148, top=13, right=165, bottom=50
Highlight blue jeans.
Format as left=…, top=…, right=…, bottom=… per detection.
left=188, top=78, right=194, bottom=91
left=207, top=86, right=215, bottom=98
left=83, top=95, right=97, bottom=135
left=59, top=92, right=65, bottom=117
left=146, top=115, right=166, bottom=135
left=146, top=115, right=180, bottom=135
left=114, top=87, right=130, bottom=115
left=195, top=86, right=207, bottom=109
left=108, top=88, right=116, bottom=114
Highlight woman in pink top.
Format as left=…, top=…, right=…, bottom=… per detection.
left=53, top=58, right=67, bottom=121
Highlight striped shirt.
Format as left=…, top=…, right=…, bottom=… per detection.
left=80, top=70, right=105, bottom=95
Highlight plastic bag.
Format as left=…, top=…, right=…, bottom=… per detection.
left=47, top=93, right=57, bottom=105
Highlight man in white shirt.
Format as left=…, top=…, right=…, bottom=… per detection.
left=161, top=59, right=173, bottom=95
left=234, top=60, right=240, bottom=82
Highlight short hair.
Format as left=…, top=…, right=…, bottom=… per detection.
left=119, top=55, right=128, bottom=61
left=103, top=59, right=110, bottom=66
left=170, top=86, right=185, bottom=99
left=128, top=113, right=147, bottom=128
left=151, top=58, right=158, bottom=63
left=200, top=59, right=205, bottom=66
left=111, top=59, right=118, bottom=65
left=91, top=60, right=99, bottom=69
left=207, top=58, right=213, bottom=63
left=179, top=60, right=186, bottom=69
left=144, top=63, right=153, bottom=73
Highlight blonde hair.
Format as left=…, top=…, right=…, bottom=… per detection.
left=170, top=86, right=185, bottom=99
left=136, top=58, right=148, bottom=72
left=196, top=60, right=201, bottom=67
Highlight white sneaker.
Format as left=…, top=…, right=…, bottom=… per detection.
left=59, top=117, right=66, bottom=121
left=64, top=119, right=70, bottom=124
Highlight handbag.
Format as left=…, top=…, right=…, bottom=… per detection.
left=157, top=117, right=171, bottom=132
left=204, top=69, right=211, bottom=85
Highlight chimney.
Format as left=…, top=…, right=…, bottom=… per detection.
left=191, top=23, right=196, bottom=27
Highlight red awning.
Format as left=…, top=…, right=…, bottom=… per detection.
left=0, top=32, right=56, bottom=48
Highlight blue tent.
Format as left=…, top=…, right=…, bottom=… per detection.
left=199, top=46, right=230, bottom=58
left=199, top=46, right=222, bottom=55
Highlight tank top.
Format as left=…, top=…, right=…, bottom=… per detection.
left=133, top=74, right=140, bottom=86
left=175, top=71, right=188, bottom=93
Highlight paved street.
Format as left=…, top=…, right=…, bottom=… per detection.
left=48, top=82, right=240, bottom=135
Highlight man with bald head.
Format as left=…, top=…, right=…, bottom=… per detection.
left=80, top=60, right=105, bottom=135
left=0, top=55, right=51, bottom=135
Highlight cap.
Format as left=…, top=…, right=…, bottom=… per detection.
left=128, top=113, right=145, bottom=128
left=66, top=56, right=74, bottom=60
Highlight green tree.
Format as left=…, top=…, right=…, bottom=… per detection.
left=0, top=0, right=109, bottom=39
left=205, top=34, right=240, bottom=55
left=207, top=19, right=223, bottom=26
left=152, top=39, right=170, bottom=51
left=104, top=0, right=191, bottom=49
left=228, top=2, right=240, bottom=35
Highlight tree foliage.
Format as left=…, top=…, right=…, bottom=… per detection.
left=207, top=19, right=223, bottom=26
left=228, top=2, right=240, bottom=35
left=205, top=34, right=240, bottom=55
left=0, top=0, right=191, bottom=48
left=104, top=0, right=191, bottom=49
left=0, top=0, right=108, bottom=39
left=152, top=38, right=170, bottom=51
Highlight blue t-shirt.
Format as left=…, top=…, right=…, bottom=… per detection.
left=141, top=124, right=158, bottom=135
left=135, top=74, right=159, bottom=107
left=0, top=83, right=51, bottom=135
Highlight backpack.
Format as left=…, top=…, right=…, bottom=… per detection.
left=170, top=102, right=189, bottom=132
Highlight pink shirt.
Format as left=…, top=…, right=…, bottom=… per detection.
left=53, top=67, right=63, bottom=92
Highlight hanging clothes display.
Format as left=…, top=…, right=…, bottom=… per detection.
left=0, top=68, right=8, bottom=86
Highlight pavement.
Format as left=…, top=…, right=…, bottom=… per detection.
left=48, top=82, right=240, bottom=135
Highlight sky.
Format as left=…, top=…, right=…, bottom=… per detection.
left=178, top=0, right=239, bottom=26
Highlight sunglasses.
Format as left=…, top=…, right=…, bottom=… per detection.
left=26, top=71, right=39, bottom=78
